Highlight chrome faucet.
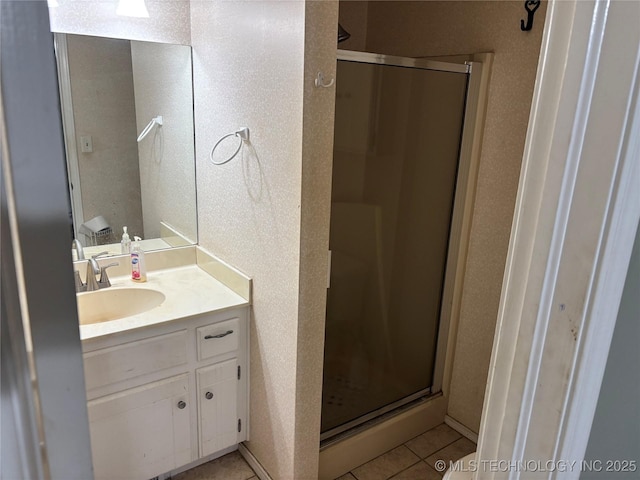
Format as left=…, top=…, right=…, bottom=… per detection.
left=85, top=253, right=105, bottom=291
left=72, top=238, right=85, bottom=260
left=97, top=262, right=119, bottom=289
left=76, top=252, right=119, bottom=292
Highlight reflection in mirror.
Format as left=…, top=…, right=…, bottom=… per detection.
left=54, top=33, right=197, bottom=258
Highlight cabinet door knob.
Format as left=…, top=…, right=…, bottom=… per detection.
left=177, top=400, right=186, bottom=409
left=205, top=391, right=213, bottom=400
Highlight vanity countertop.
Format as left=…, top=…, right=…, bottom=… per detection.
left=79, top=264, right=249, bottom=342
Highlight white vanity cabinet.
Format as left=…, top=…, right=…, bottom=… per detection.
left=197, top=359, right=239, bottom=457
left=88, top=374, right=192, bottom=480
left=82, top=307, right=249, bottom=480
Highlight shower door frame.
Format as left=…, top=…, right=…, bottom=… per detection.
left=322, top=50, right=486, bottom=441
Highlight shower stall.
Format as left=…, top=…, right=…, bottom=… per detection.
left=321, top=50, right=484, bottom=440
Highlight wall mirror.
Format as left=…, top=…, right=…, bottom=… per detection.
left=54, top=33, right=197, bottom=258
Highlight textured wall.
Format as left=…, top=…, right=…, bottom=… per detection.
left=345, top=0, right=546, bottom=433
left=295, top=1, right=338, bottom=477
left=66, top=35, right=144, bottom=239
left=191, top=3, right=340, bottom=477
left=190, top=2, right=305, bottom=478
left=49, top=0, right=190, bottom=45
left=131, top=41, right=196, bottom=242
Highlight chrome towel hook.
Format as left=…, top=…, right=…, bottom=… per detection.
left=315, top=72, right=334, bottom=88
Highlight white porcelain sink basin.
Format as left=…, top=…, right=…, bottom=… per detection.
left=77, top=288, right=165, bottom=325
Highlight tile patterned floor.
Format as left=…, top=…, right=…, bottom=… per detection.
left=342, top=423, right=476, bottom=480
left=173, top=451, right=256, bottom=480
left=174, top=423, right=474, bottom=480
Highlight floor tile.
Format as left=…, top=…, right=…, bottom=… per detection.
left=335, top=473, right=358, bottom=480
left=173, top=451, right=256, bottom=480
left=390, top=461, right=442, bottom=480
left=352, top=445, right=420, bottom=480
left=405, top=424, right=462, bottom=458
left=425, top=438, right=476, bottom=472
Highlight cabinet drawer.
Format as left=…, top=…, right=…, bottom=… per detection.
left=196, top=318, right=239, bottom=361
left=84, top=330, right=187, bottom=391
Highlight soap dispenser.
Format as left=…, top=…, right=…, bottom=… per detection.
left=121, top=226, right=131, bottom=254
left=131, top=236, right=147, bottom=282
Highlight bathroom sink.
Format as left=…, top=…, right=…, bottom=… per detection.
left=76, top=288, right=165, bottom=325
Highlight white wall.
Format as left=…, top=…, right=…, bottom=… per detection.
left=296, top=2, right=338, bottom=476
left=190, top=2, right=305, bottom=478
left=191, top=1, right=338, bottom=477
left=49, top=0, right=190, bottom=45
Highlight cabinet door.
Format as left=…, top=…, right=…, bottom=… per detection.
left=197, top=359, right=238, bottom=457
left=88, top=374, right=191, bottom=480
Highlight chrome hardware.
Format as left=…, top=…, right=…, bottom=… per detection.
left=85, top=251, right=109, bottom=292
left=205, top=392, right=213, bottom=400
left=74, top=270, right=86, bottom=293
left=72, top=238, right=85, bottom=260
left=314, top=72, right=335, bottom=88
left=177, top=401, right=186, bottom=409
left=98, top=262, right=119, bottom=288
left=204, top=330, right=233, bottom=340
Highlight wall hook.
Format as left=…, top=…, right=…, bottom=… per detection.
left=315, top=72, right=334, bottom=88
left=520, top=0, right=541, bottom=31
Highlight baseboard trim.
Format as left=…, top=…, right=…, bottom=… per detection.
left=444, top=415, right=479, bottom=444
left=238, top=443, right=273, bottom=480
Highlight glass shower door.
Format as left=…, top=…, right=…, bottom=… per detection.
left=322, top=57, right=469, bottom=436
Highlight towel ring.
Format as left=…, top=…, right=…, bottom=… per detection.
left=137, top=115, right=163, bottom=142
left=209, top=128, right=250, bottom=165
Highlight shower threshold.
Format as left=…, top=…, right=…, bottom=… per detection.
left=320, top=388, right=436, bottom=447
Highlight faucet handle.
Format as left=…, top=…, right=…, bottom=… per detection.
left=89, top=251, right=110, bottom=273
left=98, top=262, right=119, bottom=288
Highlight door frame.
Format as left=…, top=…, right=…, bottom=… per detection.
left=0, top=1, right=94, bottom=478
left=476, top=1, right=640, bottom=478
left=53, top=32, right=85, bottom=239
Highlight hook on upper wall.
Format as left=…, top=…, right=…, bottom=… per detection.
left=315, top=72, right=334, bottom=88
left=520, top=0, right=541, bottom=31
